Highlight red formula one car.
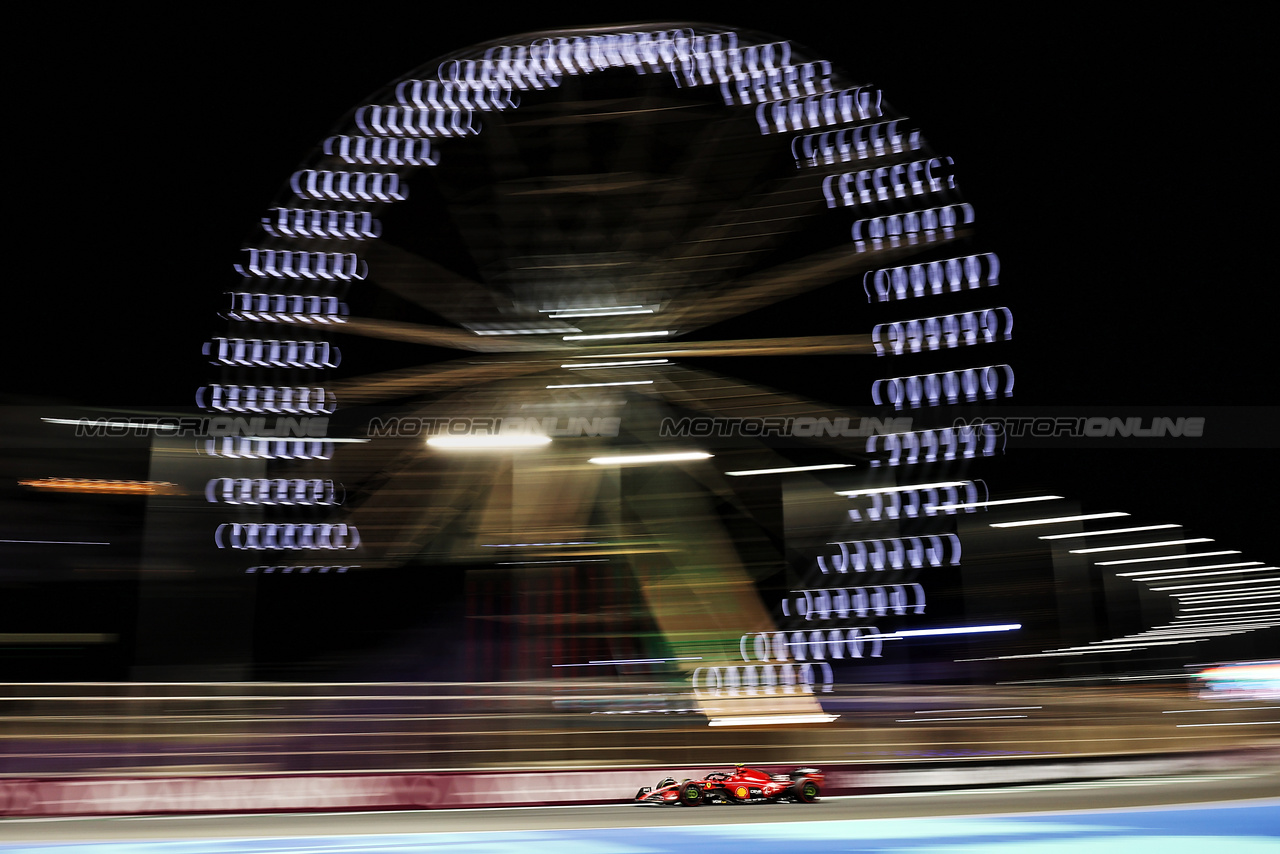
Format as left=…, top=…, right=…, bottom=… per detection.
left=635, top=764, right=824, bottom=806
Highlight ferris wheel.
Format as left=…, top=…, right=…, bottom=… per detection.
left=199, top=23, right=1023, bottom=701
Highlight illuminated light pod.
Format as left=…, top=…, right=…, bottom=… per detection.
left=851, top=203, right=974, bottom=253
left=780, top=583, right=927, bottom=621
left=656, top=38, right=800, bottom=91
left=215, top=522, right=361, bottom=551
left=713, top=59, right=834, bottom=105
left=872, top=308, right=1013, bottom=356
left=246, top=565, right=357, bottom=574
left=290, top=169, right=407, bottom=203
left=823, top=157, right=957, bottom=209
left=865, top=253, right=1000, bottom=302
left=693, top=661, right=836, bottom=698
left=872, top=364, right=1014, bottom=410
left=234, top=249, right=366, bottom=282
left=197, top=385, right=336, bottom=414
left=225, top=293, right=348, bottom=324
left=205, top=478, right=344, bottom=506
left=204, top=337, right=341, bottom=369
left=754, top=86, right=883, bottom=134
left=324, top=135, right=437, bottom=167
left=839, top=482, right=980, bottom=522
left=204, top=437, right=335, bottom=460
left=792, top=120, right=922, bottom=169
left=865, top=425, right=1001, bottom=467
left=262, top=208, right=381, bottom=240
left=394, top=79, right=518, bottom=112
left=18, top=478, right=178, bottom=496
left=354, top=104, right=479, bottom=138
left=814, top=534, right=962, bottom=574
left=469, top=29, right=735, bottom=85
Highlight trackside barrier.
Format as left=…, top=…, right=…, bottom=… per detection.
left=2, top=750, right=1272, bottom=817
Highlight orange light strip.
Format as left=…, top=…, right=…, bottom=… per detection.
left=18, top=478, right=179, bottom=495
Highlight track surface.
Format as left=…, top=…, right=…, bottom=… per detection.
left=2, top=768, right=1278, bottom=851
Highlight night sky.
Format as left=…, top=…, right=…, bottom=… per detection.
left=10, top=8, right=1274, bottom=568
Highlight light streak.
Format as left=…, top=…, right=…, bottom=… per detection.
left=588, top=452, right=711, bottom=465
left=1154, top=575, right=1280, bottom=591
left=426, top=434, right=552, bottom=448
left=0, top=539, right=110, bottom=545
left=990, top=512, right=1129, bottom=528
left=915, top=707, right=1041, bottom=713
left=726, top=464, right=854, bottom=476
left=552, top=656, right=702, bottom=667
left=18, top=478, right=177, bottom=495
left=931, top=495, right=1061, bottom=511
left=473, top=327, right=579, bottom=335
left=548, top=309, right=654, bottom=318
left=707, top=714, right=839, bottom=727
left=878, top=623, right=1020, bottom=638
left=836, top=480, right=969, bottom=498
left=563, top=331, right=670, bottom=341
left=1039, top=524, right=1182, bottom=540
left=482, top=542, right=594, bottom=548
left=41, top=418, right=176, bottom=431
left=1096, top=550, right=1242, bottom=567
left=545, top=380, right=653, bottom=389
left=561, top=360, right=669, bottom=369
left=1179, top=589, right=1280, bottom=604
left=898, top=715, right=1027, bottom=722
left=1175, top=608, right=1280, bottom=619
left=1134, top=567, right=1273, bottom=582
left=1068, top=538, right=1213, bottom=554
left=1117, top=562, right=1264, bottom=577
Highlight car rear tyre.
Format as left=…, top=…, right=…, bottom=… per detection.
left=794, top=780, right=820, bottom=803
left=679, top=782, right=704, bottom=806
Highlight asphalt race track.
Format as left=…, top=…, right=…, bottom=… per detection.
left=2, top=767, right=1278, bottom=852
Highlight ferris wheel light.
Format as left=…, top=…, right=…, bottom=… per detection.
left=427, top=434, right=551, bottom=449
left=588, top=451, right=712, bottom=465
